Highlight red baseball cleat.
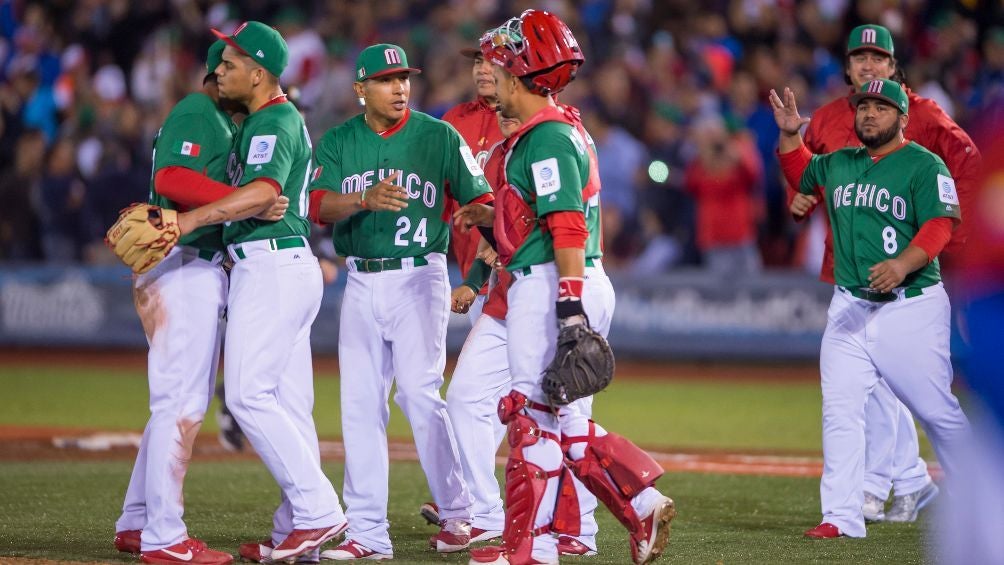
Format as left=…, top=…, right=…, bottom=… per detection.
left=270, top=522, right=348, bottom=562
left=804, top=522, right=844, bottom=539
left=470, top=527, right=503, bottom=543
left=557, top=536, right=597, bottom=556
left=115, top=529, right=142, bottom=554
left=468, top=545, right=558, bottom=565
left=140, top=538, right=233, bottom=565
left=238, top=539, right=319, bottom=564
left=420, top=501, right=440, bottom=525
left=320, top=539, right=393, bottom=561
left=428, top=519, right=471, bottom=553
left=631, top=495, right=676, bottom=564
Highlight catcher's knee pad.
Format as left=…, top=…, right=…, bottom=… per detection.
left=565, top=424, right=665, bottom=533
left=502, top=413, right=562, bottom=563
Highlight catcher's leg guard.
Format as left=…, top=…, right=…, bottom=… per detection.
left=551, top=467, right=582, bottom=537
left=472, top=411, right=562, bottom=565
left=564, top=422, right=665, bottom=536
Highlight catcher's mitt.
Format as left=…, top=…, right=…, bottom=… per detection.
left=542, top=323, right=615, bottom=406
left=105, top=203, right=181, bottom=274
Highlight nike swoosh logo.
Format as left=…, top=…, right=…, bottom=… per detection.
left=161, top=548, right=193, bottom=561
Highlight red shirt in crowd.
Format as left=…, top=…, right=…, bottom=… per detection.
left=684, top=137, right=762, bottom=251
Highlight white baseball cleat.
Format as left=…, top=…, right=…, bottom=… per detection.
left=886, top=481, right=939, bottom=522
left=863, top=491, right=887, bottom=522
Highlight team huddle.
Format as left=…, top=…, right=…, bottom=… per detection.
left=105, top=10, right=977, bottom=565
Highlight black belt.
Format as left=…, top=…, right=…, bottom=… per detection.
left=840, top=286, right=924, bottom=303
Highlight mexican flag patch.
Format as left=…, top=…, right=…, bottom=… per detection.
left=174, top=141, right=201, bottom=157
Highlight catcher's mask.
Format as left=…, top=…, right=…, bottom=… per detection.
left=479, top=10, right=584, bottom=96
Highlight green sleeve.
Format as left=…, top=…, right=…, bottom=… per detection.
left=525, top=124, right=585, bottom=216
left=153, top=113, right=221, bottom=174
left=463, top=258, right=491, bottom=292
left=445, top=124, right=492, bottom=204
left=309, top=132, right=341, bottom=193
left=240, top=122, right=296, bottom=187
left=912, top=158, right=962, bottom=224
left=799, top=154, right=826, bottom=196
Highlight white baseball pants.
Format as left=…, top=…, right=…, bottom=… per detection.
left=116, top=246, right=227, bottom=550
left=818, top=284, right=970, bottom=537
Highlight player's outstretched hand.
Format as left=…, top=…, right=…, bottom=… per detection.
left=867, top=257, right=910, bottom=293
left=790, top=193, right=819, bottom=218
left=362, top=171, right=409, bottom=212
left=255, top=195, right=289, bottom=221
left=451, top=285, right=477, bottom=314
left=453, top=203, right=494, bottom=233
left=769, top=87, right=811, bottom=135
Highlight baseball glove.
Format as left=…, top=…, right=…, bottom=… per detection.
left=105, top=203, right=181, bottom=274
left=542, top=323, right=615, bottom=406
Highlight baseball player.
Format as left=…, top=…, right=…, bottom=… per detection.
left=798, top=24, right=981, bottom=523
left=455, top=11, right=676, bottom=565
left=304, top=43, right=494, bottom=560
left=167, top=22, right=348, bottom=563
left=771, top=80, right=972, bottom=539
left=441, top=44, right=506, bottom=323
left=112, top=40, right=242, bottom=565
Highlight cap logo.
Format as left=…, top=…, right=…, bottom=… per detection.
left=256, top=49, right=265, bottom=58
left=358, top=67, right=365, bottom=78
left=861, top=28, right=877, bottom=44
left=233, top=22, right=249, bottom=36
left=867, top=80, right=883, bottom=93
left=384, top=48, right=401, bottom=65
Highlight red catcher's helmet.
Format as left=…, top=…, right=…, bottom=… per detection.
left=480, top=10, right=584, bottom=96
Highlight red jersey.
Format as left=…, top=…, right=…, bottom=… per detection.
left=442, top=97, right=505, bottom=284
left=800, top=86, right=982, bottom=282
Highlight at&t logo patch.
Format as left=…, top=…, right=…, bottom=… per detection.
left=532, top=158, right=561, bottom=196
left=247, top=134, right=277, bottom=165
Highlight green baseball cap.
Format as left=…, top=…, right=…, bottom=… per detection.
left=206, top=39, right=225, bottom=75
left=212, top=21, right=288, bottom=78
left=847, top=24, right=894, bottom=57
left=850, top=78, right=909, bottom=114
left=355, top=44, right=421, bottom=81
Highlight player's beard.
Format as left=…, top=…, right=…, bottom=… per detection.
left=856, top=119, right=900, bottom=149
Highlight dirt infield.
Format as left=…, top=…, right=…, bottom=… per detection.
left=0, top=426, right=826, bottom=478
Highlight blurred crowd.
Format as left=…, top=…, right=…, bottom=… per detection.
left=1, top=0, right=1002, bottom=275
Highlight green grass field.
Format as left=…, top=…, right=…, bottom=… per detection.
left=0, top=363, right=936, bottom=563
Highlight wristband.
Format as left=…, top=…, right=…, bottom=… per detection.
left=556, top=299, right=585, bottom=320
left=558, top=277, right=584, bottom=301
left=359, top=189, right=369, bottom=210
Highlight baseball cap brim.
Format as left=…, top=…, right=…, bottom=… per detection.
left=361, top=67, right=422, bottom=81
left=849, top=91, right=905, bottom=113
left=211, top=28, right=250, bottom=57
left=848, top=45, right=894, bottom=57
left=460, top=47, right=482, bottom=58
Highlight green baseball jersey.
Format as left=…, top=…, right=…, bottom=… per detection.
left=310, top=110, right=491, bottom=258
left=150, top=92, right=235, bottom=251
left=504, top=121, right=602, bottom=272
left=223, top=100, right=312, bottom=244
left=799, top=141, right=961, bottom=289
